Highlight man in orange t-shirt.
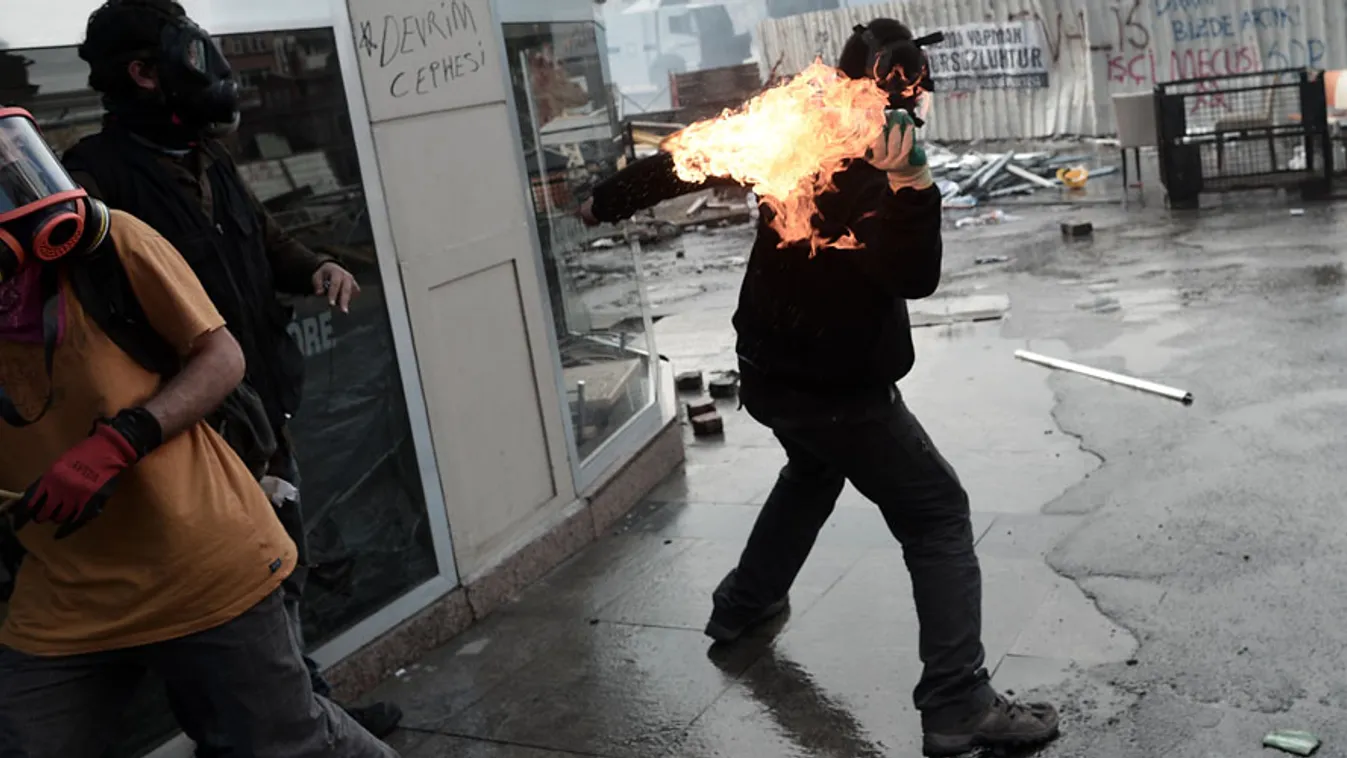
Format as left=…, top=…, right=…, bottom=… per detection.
left=0, top=110, right=397, bottom=757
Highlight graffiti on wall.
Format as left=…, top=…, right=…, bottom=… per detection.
left=758, top=0, right=1342, bottom=138
left=1102, top=1, right=1326, bottom=89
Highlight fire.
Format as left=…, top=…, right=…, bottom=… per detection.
left=661, top=59, right=891, bottom=254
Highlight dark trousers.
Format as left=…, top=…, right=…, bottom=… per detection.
left=0, top=590, right=396, bottom=758
left=168, top=439, right=333, bottom=756
left=725, top=372, right=995, bottom=728
left=268, top=445, right=332, bottom=698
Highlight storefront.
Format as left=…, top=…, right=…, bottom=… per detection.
left=0, top=0, right=681, bottom=754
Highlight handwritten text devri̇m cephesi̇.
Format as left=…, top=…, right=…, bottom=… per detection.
left=357, top=1, right=489, bottom=98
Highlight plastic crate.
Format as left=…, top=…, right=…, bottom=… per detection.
left=1155, top=68, right=1331, bottom=209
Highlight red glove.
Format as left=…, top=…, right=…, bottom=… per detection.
left=12, top=408, right=161, bottom=538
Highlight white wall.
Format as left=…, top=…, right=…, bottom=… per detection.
left=759, top=0, right=1346, bottom=140
left=495, top=0, right=595, bottom=24
left=344, top=0, right=579, bottom=578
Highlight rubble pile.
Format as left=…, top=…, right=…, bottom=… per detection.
left=926, top=145, right=1118, bottom=209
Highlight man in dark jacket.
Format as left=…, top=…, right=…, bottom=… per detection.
left=581, top=19, right=1059, bottom=757
left=57, top=0, right=402, bottom=745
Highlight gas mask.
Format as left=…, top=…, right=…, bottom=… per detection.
left=156, top=16, right=240, bottom=138
left=0, top=108, right=111, bottom=284
left=0, top=107, right=112, bottom=428
left=855, top=25, right=945, bottom=127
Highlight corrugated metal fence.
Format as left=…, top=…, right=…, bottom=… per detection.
left=759, top=0, right=1347, bottom=141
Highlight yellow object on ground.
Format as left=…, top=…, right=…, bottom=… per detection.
left=1057, top=166, right=1090, bottom=189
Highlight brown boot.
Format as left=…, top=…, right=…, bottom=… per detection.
left=922, top=694, right=1059, bottom=756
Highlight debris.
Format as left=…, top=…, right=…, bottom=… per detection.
left=1014, top=349, right=1194, bottom=406
left=1061, top=221, right=1094, bottom=238
left=1291, top=208, right=1306, bottom=216
left=686, top=396, right=716, bottom=418
left=1263, top=730, right=1320, bottom=756
left=691, top=412, right=725, bottom=437
left=988, top=182, right=1038, bottom=199
left=976, top=153, right=1014, bottom=190
left=976, top=255, right=1011, bottom=265
left=1005, top=163, right=1061, bottom=189
left=676, top=371, right=705, bottom=392
left=709, top=375, right=739, bottom=399
left=590, top=238, right=616, bottom=249
left=923, top=146, right=1113, bottom=203
left=1057, top=166, right=1090, bottom=189
left=955, top=210, right=1018, bottom=228
left=727, top=256, right=746, bottom=266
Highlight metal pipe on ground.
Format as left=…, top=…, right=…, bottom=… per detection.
left=976, top=153, right=1014, bottom=190
left=988, top=181, right=1038, bottom=198
left=957, top=154, right=1002, bottom=194
left=1005, top=163, right=1060, bottom=188
left=1014, top=349, right=1194, bottom=405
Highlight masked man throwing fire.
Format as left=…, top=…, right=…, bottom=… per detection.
left=581, top=19, right=1059, bottom=757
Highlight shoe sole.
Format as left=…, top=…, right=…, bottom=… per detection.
left=921, top=723, right=1060, bottom=757
left=704, top=598, right=789, bottom=643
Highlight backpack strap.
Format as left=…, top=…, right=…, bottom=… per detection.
left=65, top=237, right=182, bottom=379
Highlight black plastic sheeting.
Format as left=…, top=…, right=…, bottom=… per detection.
left=102, top=264, right=440, bottom=757
left=284, top=266, right=440, bottom=646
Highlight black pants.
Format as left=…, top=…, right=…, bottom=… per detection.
left=723, top=371, right=995, bottom=728
left=0, top=590, right=396, bottom=758
left=167, top=438, right=333, bottom=757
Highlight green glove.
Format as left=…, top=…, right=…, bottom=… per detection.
left=864, top=109, right=933, bottom=192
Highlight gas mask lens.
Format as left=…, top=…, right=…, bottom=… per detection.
left=185, top=37, right=207, bottom=75
left=0, top=113, right=80, bottom=217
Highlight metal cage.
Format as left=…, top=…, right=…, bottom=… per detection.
left=1155, top=68, right=1331, bottom=209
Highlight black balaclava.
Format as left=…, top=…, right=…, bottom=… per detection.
left=79, top=0, right=239, bottom=151
left=837, top=18, right=936, bottom=117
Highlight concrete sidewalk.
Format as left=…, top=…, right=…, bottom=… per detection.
left=365, top=305, right=1136, bottom=757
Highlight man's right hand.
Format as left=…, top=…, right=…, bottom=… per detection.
left=11, top=411, right=156, bottom=538
left=579, top=197, right=601, bottom=227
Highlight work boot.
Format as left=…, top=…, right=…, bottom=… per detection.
left=345, top=701, right=404, bottom=739
left=704, top=570, right=789, bottom=644
left=922, top=694, right=1059, bottom=757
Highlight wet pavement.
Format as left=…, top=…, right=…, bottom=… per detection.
left=368, top=185, right=1347, bottom=756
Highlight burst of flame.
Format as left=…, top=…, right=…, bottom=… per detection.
left=661, top=59, right=890, bottom=254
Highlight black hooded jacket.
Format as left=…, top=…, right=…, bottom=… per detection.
left=589, top=152, right=943, bottom=395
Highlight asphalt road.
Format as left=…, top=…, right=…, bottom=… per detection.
left=943, top=196, right=1347, bottom=757
left=640, top=192, right=1347, bottom=756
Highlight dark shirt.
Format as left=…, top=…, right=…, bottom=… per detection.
left=68, top=146, right=330, bottom=296
left=590, top=151, right=943, bottom=393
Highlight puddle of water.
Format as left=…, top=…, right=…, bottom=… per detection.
left=906, top=323, right=1100, bottom=515
left=1115, top=288, right=1184, bottom=324
left=1087, top=318, right=1192, bottom=376
left=910, top=293, right=1011, bottom=327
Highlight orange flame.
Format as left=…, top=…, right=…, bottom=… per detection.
left=661, top=59, right=890, bottom=254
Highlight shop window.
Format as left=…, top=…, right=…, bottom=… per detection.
left=0, top=28, right=436, bottom=757
left=502, top=19, right=658, bottom=466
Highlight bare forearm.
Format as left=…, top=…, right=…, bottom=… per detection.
left=143, top=328, right=246, bottom=440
